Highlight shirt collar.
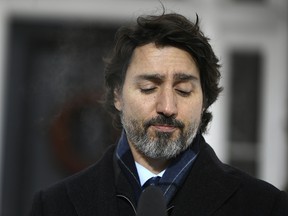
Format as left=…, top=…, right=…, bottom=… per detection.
left=135, top=161, right=165, bottom=186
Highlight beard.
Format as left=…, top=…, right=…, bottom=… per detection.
left=121, top=114, right=200, bottom=159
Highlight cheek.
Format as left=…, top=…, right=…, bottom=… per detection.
left=122, top=94, right=154, bottom=118
left=180, top=100, right=203, bottom=121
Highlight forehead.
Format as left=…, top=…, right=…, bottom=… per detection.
left=125, top=43, right=199, bottom=80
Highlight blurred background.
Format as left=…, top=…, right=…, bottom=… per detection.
left=0, top=0, right=287, bottom=215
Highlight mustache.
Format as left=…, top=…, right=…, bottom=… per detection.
left=143, top=115, right=185, bottom=130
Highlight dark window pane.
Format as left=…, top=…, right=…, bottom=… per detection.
left=229, top=51, right=262, bottom=143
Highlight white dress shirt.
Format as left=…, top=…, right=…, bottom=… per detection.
left=135, top=161, right=165, bottom=186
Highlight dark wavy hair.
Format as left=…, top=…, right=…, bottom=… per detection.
left=104, top=12, right=222, bottom=133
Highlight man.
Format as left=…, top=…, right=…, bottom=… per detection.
left=30, top=12, right=288, bottom=215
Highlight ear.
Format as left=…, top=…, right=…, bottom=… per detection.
left=114, top=89, right=122, bottom=111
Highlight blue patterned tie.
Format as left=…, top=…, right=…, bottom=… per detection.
left=142, top=176, right=161, bottom=190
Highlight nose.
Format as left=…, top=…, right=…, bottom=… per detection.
left=156, top=88, right=178, bottom=117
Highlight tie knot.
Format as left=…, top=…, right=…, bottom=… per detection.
left=142, top=176, right=161, bottom=190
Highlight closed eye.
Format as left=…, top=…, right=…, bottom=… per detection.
left=140, top=87, right=157, bottom=94
left=176, top=89, right=192, bottom=97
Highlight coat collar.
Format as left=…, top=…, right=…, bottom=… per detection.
left=170, top=137, right=241, bottom=215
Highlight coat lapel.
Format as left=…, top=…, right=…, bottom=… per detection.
left=65, top=145, right=119, bottom=216
left=170, top=141, right=241, bottom=216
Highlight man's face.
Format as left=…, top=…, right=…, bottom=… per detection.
left=114, top=43, right=203, bottom=159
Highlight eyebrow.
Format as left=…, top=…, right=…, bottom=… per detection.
left=135, top=74, right=165, bottom=84
left=173, top=73, right=199, bottom=82
left=135, top=73, right=199, bottom=84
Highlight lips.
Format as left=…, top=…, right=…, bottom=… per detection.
left=144, top=115, right=184, bottom=131
left=151, top=124, right=177, bottom=133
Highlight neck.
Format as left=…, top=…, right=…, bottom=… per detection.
left=128, top=143, right=170, bottom=174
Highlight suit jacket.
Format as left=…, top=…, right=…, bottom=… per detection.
left=30, top=137, right=288, bottom=215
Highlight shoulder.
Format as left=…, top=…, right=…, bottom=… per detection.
left=31, top=145, right=117, bottom=211
left=202, top=140, right=282, bottom=191
left=221, top=161, right=282, bottom=195
left=199, top=139, right=288, bottom=209
left=220, top=163, right=288, bottom=212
